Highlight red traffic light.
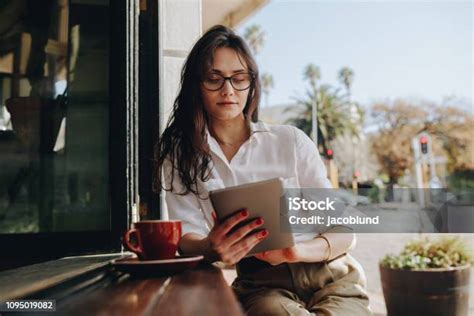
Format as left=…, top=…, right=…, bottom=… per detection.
left=326, top=149, right=334, bottom=159
left=419, top=135, right=428, bottom=154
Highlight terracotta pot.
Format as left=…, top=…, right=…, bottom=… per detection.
left=380, top=264, right=471, bottom=316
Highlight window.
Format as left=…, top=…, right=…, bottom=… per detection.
left=0, top=0, right=152, bottom=270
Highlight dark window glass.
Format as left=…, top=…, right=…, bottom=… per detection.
left=0, top=0, right=111, bottom=233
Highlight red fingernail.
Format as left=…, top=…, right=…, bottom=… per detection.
left=256, top=218, right=264, bottom=225
left=260, top=230, right=268, bottom=238
left=241, top=210, right=249, bottom=217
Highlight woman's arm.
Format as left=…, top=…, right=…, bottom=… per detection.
left=255, top=226, right=356, bottom=265
left=296, top=226, right=356, bottom=262
left=179, top=232, right=208, bottom=256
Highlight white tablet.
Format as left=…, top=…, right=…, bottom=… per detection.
left=209, top=178, right=295, bottom=256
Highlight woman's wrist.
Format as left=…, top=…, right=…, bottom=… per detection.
left=295, top=238, right=328, bottom=262
left=200, top=236, right=217, bottom=262
left=179, top=233, right=216, bottom=261
left=294, top=243, right=309, bottom=262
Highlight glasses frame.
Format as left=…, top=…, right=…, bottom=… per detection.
left=202, top=72, right=255, bottom=91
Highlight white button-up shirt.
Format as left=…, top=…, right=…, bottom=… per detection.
left=164, top=121, right=332, bottom=243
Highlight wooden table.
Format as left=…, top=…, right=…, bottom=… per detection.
left=55, top=262, right=244, bottom=316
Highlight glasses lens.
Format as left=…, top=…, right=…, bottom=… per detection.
left=231, top=74, right=251, bottom=90
left=202, top=73, right=253, bottom=91
left=203, top=75, right=224, bottom=91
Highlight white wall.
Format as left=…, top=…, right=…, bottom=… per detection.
left=159, top=0, right=201, bottom=131
left=158, top=0, right=202, bottom=218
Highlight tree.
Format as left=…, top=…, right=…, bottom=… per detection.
left=243, top=24, right=265, bottom=55
left=243, top=24, right=275, bottom=108
left=287, top=81, right=358, bottom=154
left=338, top=66, right=354, bottom=99
left=370, top=100, right=427, bottom=184
left=425, top=105, right=474, bottom=172
left=304, top=64, right=321, bottom=91
left=261, top=72, right=274, bottom=107
left=303, top=64, right=321, bottom=143
left=369, top=99, right=474, bottom=185
left=287, top=64, right=359, bottom=152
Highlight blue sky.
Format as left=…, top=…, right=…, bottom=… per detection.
left=237, top=0, right=473, bottom=111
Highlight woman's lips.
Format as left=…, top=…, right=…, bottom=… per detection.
left=217, top=102, right=237, bottom=105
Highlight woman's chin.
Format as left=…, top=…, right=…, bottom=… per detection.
left=210, top=111, right=244, bottom=122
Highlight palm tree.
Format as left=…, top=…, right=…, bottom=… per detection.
left=338, top=66, right=363, bottom=134
left=261, top=73, right=274, bottom=107
left=318, top=85, right=357, bottom=142
left=304, top=64, right=320, bottom=92
left=243, top=24, right=265, bottom=55
left=303, top=64, right=321, bottom=143
left=338, top=66, right=354, bottom=100
left=286, top=66, right=359, bottom=155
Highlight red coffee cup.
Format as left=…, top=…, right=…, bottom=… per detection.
left=122, top=220, right=182, bottom=260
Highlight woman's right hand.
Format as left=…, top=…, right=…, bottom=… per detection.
left=203, top=209, right=268, bottom=264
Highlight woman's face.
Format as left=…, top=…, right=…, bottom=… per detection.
left=201, top=47, right=251, bottom=123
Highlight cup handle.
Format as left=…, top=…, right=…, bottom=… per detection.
left=122, top=229, right=144, bottom=258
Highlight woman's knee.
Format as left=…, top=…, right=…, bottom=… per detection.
left=243, top=289, right=312, bottom=316
left=308, top=295, right=372, bottom=316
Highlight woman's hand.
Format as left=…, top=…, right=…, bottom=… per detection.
left=254, top=245, right=300, bottom=266
left=203, top=209, right=268, bottom=265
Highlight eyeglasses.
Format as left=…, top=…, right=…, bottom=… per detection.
left=202, top=73, right=254, bottom=91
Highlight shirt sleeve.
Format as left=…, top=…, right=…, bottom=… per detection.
left=293, top=127, right=332, bottom=189
left=291, top=127, right=334, bottom=238
left=163, top=159, right=210, bottom=237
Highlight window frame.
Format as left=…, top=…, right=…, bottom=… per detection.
left=138, top=0, right=161, bottom=220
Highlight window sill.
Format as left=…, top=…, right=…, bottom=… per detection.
left=0, top=252, right=131, bottom=301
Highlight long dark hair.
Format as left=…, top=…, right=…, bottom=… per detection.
left=153, top=25, right=261, bottom=197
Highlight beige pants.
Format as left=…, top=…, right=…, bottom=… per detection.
left=232, top=254, right=372, bottom=316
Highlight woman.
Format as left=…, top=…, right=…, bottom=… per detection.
left=155, top=25, right=372, bottom=316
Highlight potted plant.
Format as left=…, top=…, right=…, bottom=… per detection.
left=380, top=236, right=473, bottom=316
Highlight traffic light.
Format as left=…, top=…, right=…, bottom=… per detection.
left=326, top=149, right=333, bottom=160
left=420, top=136, right=428, bottom=154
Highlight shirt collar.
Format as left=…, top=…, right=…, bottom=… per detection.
left=250, top=120, right=270, bottom=134
left=205, top=120, right=270, bottom=139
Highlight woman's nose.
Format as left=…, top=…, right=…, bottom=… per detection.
left=220, top=80, right=235, bottom=96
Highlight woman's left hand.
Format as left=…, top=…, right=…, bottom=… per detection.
left=254, top=245, right=300, bottom=266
